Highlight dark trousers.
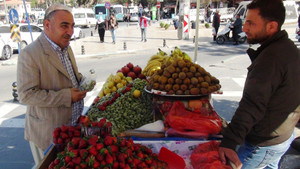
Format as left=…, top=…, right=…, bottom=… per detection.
left=98, top=28, right=105, bottom=42
left=213, top=27, right=219, bottom=41
left=233, top=31, right=239, bottom=43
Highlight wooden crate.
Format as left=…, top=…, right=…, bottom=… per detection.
left=36, top=145, right=57, bottom=169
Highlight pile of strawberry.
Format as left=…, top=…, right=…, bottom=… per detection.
left=53, top=116, right=112, bottom=150
left=47, top=135, right=169, bottom=169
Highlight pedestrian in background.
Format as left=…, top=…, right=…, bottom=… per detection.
left=17, top=4, right=87, bottom=166
left=109, top=13, right=117, bottom=44
left=212, top=10, right=220, bottom=41
left=95, top=17, right=106, bottom=43
left=219, top=0, right=300, bottom=168
left=139, top=12, right=151, bottom=42
left=231, top=14, right=243, bottom=45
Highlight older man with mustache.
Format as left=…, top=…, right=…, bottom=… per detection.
left=17, top=4, right=87, bottom=167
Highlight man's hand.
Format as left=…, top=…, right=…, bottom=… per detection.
left=219, top=147, right=242, bottom=169
left=71, top=88, right=87, bottom=103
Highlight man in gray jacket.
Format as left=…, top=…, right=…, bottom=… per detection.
left=17, top=4, right=87, bottom=166
left=219, top=0, right=300, bottom=168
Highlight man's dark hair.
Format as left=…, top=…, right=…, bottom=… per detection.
left=247, top=0, right=285, bottom=30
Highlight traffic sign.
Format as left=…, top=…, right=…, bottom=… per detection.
left=105, top=2, right=111, bottom=9
left=10, top=25, right=21, bottom=42
left=9, top=9, right=19, bottom=24
left=157, top=2, right=161, bottom=8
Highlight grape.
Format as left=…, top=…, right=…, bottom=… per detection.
left=86, top=79, right=153, bottom=136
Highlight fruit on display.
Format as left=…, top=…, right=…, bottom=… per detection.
left=87, top=78, right=153, bottom=136
left=117, top=62, right=145, bottom=80
left=142, top=47, right=192, bottom=77
left=99, top=63, right=146, bottom=98
left=145, top=47, right=221, bottom=95
left=47, top=135, right=169, bottom=169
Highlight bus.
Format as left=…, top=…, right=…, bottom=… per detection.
left=112, top=4, right=124, bottom=22
left=94, top=4, right=117, bottom=20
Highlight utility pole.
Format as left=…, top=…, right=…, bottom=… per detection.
left=177, top=0, right=190, bottom=40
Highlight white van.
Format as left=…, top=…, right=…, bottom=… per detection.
left=72, top=8, right=97, bottom=28
left=233, top=1, right=298, bottom=23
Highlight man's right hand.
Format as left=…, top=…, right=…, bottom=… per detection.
left=71, top=88, right=87, bottom=103
left=219, top=147, right=242, bottom=169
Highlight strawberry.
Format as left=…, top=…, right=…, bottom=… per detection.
left=85, top=155, right=95, bottom=167
left=71, top=137, right=81, bottom=147
left=104, top=136, right=113, bottom=146
left=88, top=146, right=97, bottom=156
left=137, top=152, right=144, bottom=159
left=93, top=161, right=100, bottom=168
left=88, top=135, right=98, bottom=146
left=65, top=156, right=71, bottom=163
left=119, top=162, right=125, bottom=168
left=100, top=160, right=106, bottom=167
left=98, top=105, right=106, bottom=111
left=133, top=158, right=141, bottom=166
left=110, top=145, right=119, bottom=153
left=57, top=138, right=64, bottom=145
left=106, top=154, right=114, bottom=165
left=145, top=158, right=152, bottom=165
left=53, top=129, right=60, bottom=138
left=67, top=161, right=74, bottom=168
left=61, top=125, right=68, bottom=132
left=93, top=97, right=100, bottom=104
left=105, top=121, right=113, bottom=128
left=70, top=149, right=79, bottom=157
left=53, top=159, right=60, bottom=165
left=120, top=139, right=126, bottom=147
left=96, top=153, right=104, bottom=161
left=91, top=122, right=98, bottom=127
left=80, top=162, right=87, bottom=169
left=80, top=149, right=88, bottom=159
left=112, top=161, right=119, bottom=169
left=73, top=130, right=81, bottom=137
left=96, top=143, right=104, bottom=150
left=60, top=132, right=68, bottom=139
left=117, top=153, right=125, bottom=163
left=97, top=118, right=106, bottom=128
left=68, top=130, right=74, bottom=138
left=100, top=148, right=108, bottom=155
left=79, top=139, right=87, bottom=149
left=72, top=157, right=82, bottom=165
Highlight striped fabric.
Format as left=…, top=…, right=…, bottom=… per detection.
left=43, top=32, right=83, bottom=125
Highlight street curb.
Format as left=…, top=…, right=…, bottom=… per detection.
left=75, top=49, right=136, bottom=58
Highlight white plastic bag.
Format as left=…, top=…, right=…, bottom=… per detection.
left=79, top=69, right=96, bottom=92
left=212, top=27, right=216, bottom=36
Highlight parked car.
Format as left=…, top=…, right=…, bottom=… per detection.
left=130, top=13, right=139, bottom=22
left=73, top=8, right=97, bottom=28
left=0, top=25, right=19, bottom=56
left=17, top=24, right=43, bottom=49
left=0, top=33, right=15, bottom=60
left=72, top=26, right=84, bottom=39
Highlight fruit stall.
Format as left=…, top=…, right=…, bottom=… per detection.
left=39, top=47, right=233, bottom=169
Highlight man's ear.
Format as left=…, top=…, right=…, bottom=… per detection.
left=43, top=19, right=50, bottom=31
left=267, top=21, right=279, bottom=35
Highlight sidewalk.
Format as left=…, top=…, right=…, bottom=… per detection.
left=70, top=21, right=213, bottom=58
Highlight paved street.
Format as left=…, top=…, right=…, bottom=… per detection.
left=0, top=21, right=299, bottom=168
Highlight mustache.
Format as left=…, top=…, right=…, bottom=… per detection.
left=64, top=34, right=72, bottom=39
